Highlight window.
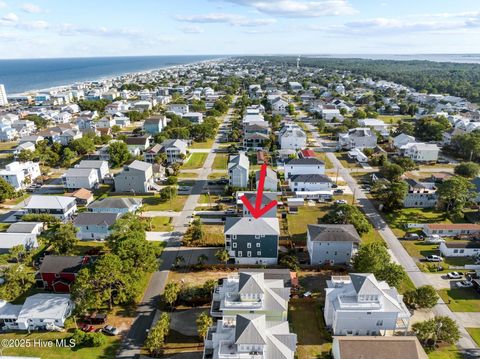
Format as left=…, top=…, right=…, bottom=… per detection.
left=232, top=243, right=237, bottom=248
left=256, top=243, right=261, bottom=248
left=232, top=235, right=237, bottom=239
left=376, top=320, right=383, bottom=326
left=257, top=251, right=261, bottom=256
left=247, top=251, right=251, bottom=257
left=255, top=235, right=260, bottom=239
left=247, top=243, right=252, bottom=248
left=238, top=251, right=243, bottom=257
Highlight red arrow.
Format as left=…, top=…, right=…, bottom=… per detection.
left=240, top=163, right=278, bottom=219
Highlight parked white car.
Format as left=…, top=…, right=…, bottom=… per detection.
left=425, top=235, right=445, bottom=244
left=447, top=272, right=462, bottom=279
left=456, top=280, right=473, bottom=288
left=425, top=255, right=443, bottom=262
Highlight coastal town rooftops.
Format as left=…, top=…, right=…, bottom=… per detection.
left=6, top=222, right=42, bottom=233
left=24, top=195, right=76, bottom=210
left=290, top=174, right=332, bottom=183
left=308, top=224, right=361, bottom=243
left=126, top=160, right=151, bottom=172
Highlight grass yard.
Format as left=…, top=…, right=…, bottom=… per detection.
left=199, top=193, right=219, bottom=204
left=334, top=152, right=362, bottom=169
left=377, top=115, right=413, bottom=125
left=182, top=152, right=208, bottom=169
left=140, top=195, right=188, bottom=212
left=361, top=228, right=384, bottom=245
left=0, top=331, right=120, bottom=359
left=428, top=345, right=463, bottom=359
left=0, top=223, right=10, bottom=231
left=212, top=153, right=229, bottom=170
left=314, top=152, right=334, bottom=169
left=147, top=216, right=173, bottom=231
left=190, top=138, right=215, bottom=149
left=382, top=208, right=451, bottom=238
left=467, top=328, right=480, bottom=346
left=168, top=270, right=229, bottom=286
left=178, top=171, right=199, bottom=179
left=289, top=299, right=332, bottom=359
left=0, top=141, right=17, bottom=151
left=160, top=329, right=203, bottom=356
left=286, top=206, right=328, bottom=242
left=438, top=288, right=480, bottom=312
left=72, top=241, right=106, bottom=256
left=183, top=223, right=225, bottom=247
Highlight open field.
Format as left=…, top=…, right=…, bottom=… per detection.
left=184, top=223, right=224, bottom=247
left=382, top=208, right=451, bottom=238
left=207, top=171, right=227, bottom=179
left=286, top=206, right=329, bottom=242
left=212, top=153, right=229, bottom=170
left=178, top=172, right=199, bottom=179
left=182, top=153, right=208, bottom=169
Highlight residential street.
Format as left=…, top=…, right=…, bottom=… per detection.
left=117, top=104, right=233, bottom=358
left=306, top=123, right=479, bottom=353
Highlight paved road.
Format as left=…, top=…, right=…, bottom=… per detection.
left=117, top=105, right=234, bottom=358
left=307, top=123, right=479, bottom=352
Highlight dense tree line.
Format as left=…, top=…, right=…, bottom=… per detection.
left=244, top=56, right=480, bottom=103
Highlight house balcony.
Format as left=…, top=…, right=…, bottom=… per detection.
left=218, top=341, right=264, bottom=359
left=337, top=295, right=382, bottom=310
left=224, top=292, right=263, bottom=309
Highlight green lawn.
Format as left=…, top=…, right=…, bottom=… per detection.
left=438, top=288, right=480, bottom=312
left=287, top=206, right=328, bottom=242
left=190, top=138, right=214, bottom=149
left=183, top=223, right=224, bottom=247
left=178, top=171, right=199, bottom=179
left=212, top=153, right=229, bottom=170
left=0, top=331, right=120, bottom=359
left=377, top=115, right=413, bottom=125
left=467, top=328, right=480, bottom=346
left=428, top=345, right=462, bottom=359
left=383, top=208, right=451, bottom=238
left=141, top=195, right=188, bottom=211
left=199, top=193, right=219, bottom=204
left=361, top=228, right=384, bottom=245
left=288, top=299, right=331, bottom=359
left=334, top=152, right=362, bottom=169
left=0, top=223, right=10, bottom=232
left=72, top=241, right=106, bottom=255
left=182, top=153, right=208, bottom=169
left=147, top=216, right=173, bottom=231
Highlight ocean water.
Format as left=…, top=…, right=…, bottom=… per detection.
left=0, top=55, right=219, bottom=94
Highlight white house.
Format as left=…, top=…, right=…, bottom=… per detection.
left=166, top=103, right=189, bottom=115
left=422, top=223, right=480, bottom=237
left=160, top=139, right=188, bottom=164
left=182, top=112, right=204, bottom=124
left=255, top=168, right=277, bottom=191
left=347, top=148, right=368, bottom=163
left=402, top=142, right=440, bottom=163
left=279, top=125, right=307, bottom=150
left=15, top=293, right=73, bottom=330
left=359, top=118, right=389, bottom=137
left=307, top=224, right=360, bottom=265
left=228, top=152, right=250, bottom=188
left=76, top=160, right=109, bottom=181
left=440, top=241, right=480, bottom=257
left=324, top=273, right=410, bottom=336
left=393, top=133, right=416, bottom=151
left=403, top=179, right=438, bottom=208
left=203, top=314, right=297, bottom=359
left=0, top=233, right=38, bottom=253
left=114, top=160, right=155, bottom=193
left=322, top=108, right=342, bottom=122
left=0, top=161, right=41, bottom=190
left=289, top=173, right=332, bottom=193
left=338, top=128, right=377, bottom=149
left=284, top=158, right=325, bottom=179
left=62, top=168, right=99, bottom=190
left=271, top=97, right=289, bottom=115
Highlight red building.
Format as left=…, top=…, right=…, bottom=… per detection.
left=36, top=255, right=92, bottom=293
left=299, top=149, right=316, bottom=158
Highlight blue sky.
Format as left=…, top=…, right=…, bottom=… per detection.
left=0, top=0, right=479, bottom=58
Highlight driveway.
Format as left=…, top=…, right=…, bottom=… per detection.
left=456, top=313, right=480, bottom=328
left=118, top=101, right=235, bottom=358
left=424, top=273, right=462, bottom=290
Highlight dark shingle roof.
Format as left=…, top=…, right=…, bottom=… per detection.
left=39, top=255, right=89, bottom=274
left=74, top=212, right=119, bottom=226
left=290, top=174, right=332, bottom=183
left=286, top=158, right=324, bottom=165
left=307, top=224, right=361, bottom=243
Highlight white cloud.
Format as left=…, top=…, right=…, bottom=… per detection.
left=21, top=3, right=42, bottom=13
left=0, top=1, right=7, bottom=9
left=176, top=13, right=276, bottom=26
left=179, top=25, right=204, bottom=33
left=221, top=0, right=356, bottom=18
left=2, top=12, right=18, bottom=22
